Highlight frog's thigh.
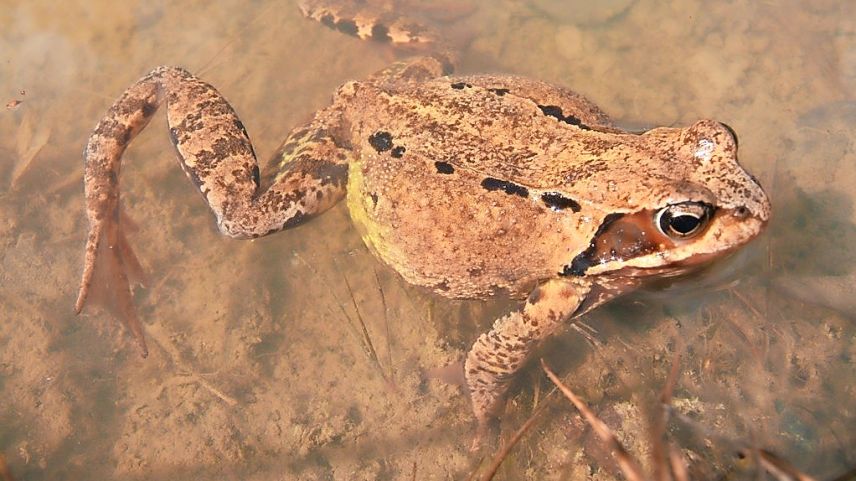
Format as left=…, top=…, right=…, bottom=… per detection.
left=465, top=278, right=586, bottom=430
left=299, top=0, right=442, bottom=50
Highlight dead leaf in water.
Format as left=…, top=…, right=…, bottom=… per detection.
left=10, top=111, right=51, bottom=188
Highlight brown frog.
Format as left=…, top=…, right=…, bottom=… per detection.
left=75, top=3, right=771, bottom=449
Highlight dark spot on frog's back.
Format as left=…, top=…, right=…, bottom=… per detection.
left=368, top=131, right=394, bottom=152
left=391, top=146, right=406, bottom=158
left=538, top=104, right=591, bottom=130
left=481, top=177, right=529, bottom=198
left=450, top=82, right=472, bottom=90
left=538, top=105, right=564, bottom=119
left=434, top=161, right=454, bottom=174
left=541, top=192, right=581, bottom=212
left=488, top=88, right=510, bottom=96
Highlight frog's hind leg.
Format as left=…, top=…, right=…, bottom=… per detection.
left=465, top=278, right=587, bottom=450
left=75, top=71, right=164, bottom=356
left=298, top=0, right=439, bottom=47
left=76, top=66, right=350, bottom=355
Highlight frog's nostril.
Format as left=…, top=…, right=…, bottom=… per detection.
left=733, top=206, right=749, bottom=219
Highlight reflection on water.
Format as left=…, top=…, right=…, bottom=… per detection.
left=0, top=0, right=854, bottom=479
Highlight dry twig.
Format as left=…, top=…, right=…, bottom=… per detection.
left=542, top=359, right=647, bottom=481
left=479, top=388, right=556, bottom=481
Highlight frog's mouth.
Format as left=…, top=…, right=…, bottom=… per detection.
left=597, top=254, right=725, bottom=279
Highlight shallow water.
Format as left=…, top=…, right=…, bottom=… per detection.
left=1, top=0, right=854, bottom=479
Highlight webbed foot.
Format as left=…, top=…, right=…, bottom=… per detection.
left=76, top=210, right=148, bottom=357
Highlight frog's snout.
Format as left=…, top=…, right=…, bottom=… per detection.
left=745, top=174, right=772, bottom=224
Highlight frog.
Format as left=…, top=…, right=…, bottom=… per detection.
left=75, top=2, right=771, bottom=449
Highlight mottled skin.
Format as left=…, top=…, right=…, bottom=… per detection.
left=76, top=20, right=770, bottom=450
left=299, top=0, right=441, bottom=46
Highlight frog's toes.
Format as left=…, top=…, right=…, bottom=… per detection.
left=76, top=213, right=148, bottom=357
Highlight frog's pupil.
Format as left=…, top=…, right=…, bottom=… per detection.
left=656, top=202, right=713, bottom=239
left=669, top=215, right=700, bottom=234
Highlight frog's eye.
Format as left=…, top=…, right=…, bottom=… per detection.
left=655, top=202, right=713, bottom=240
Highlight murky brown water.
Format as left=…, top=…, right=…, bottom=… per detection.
left=1, top=1, right=854, bottom=479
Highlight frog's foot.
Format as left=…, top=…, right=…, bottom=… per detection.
left=75, top=209, right=149, bottom=357
left=464, top=278, right=587, bottom=451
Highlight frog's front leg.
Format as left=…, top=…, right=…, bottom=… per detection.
left=75, top=66, right=350, bottom=356
left=465, top=277, right=589, bottom=449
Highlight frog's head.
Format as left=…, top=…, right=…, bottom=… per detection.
left=565, top=120, right=771, bottom=280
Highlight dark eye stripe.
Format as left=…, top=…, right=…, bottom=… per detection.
left=561, top=213, right=624, bottom=277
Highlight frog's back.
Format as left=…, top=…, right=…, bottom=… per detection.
left=346, top=73, right=625, bottom=181
left=339, top=74, right=621, bottom=298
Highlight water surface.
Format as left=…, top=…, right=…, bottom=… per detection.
left=1, top=1, right=854, bottom=479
